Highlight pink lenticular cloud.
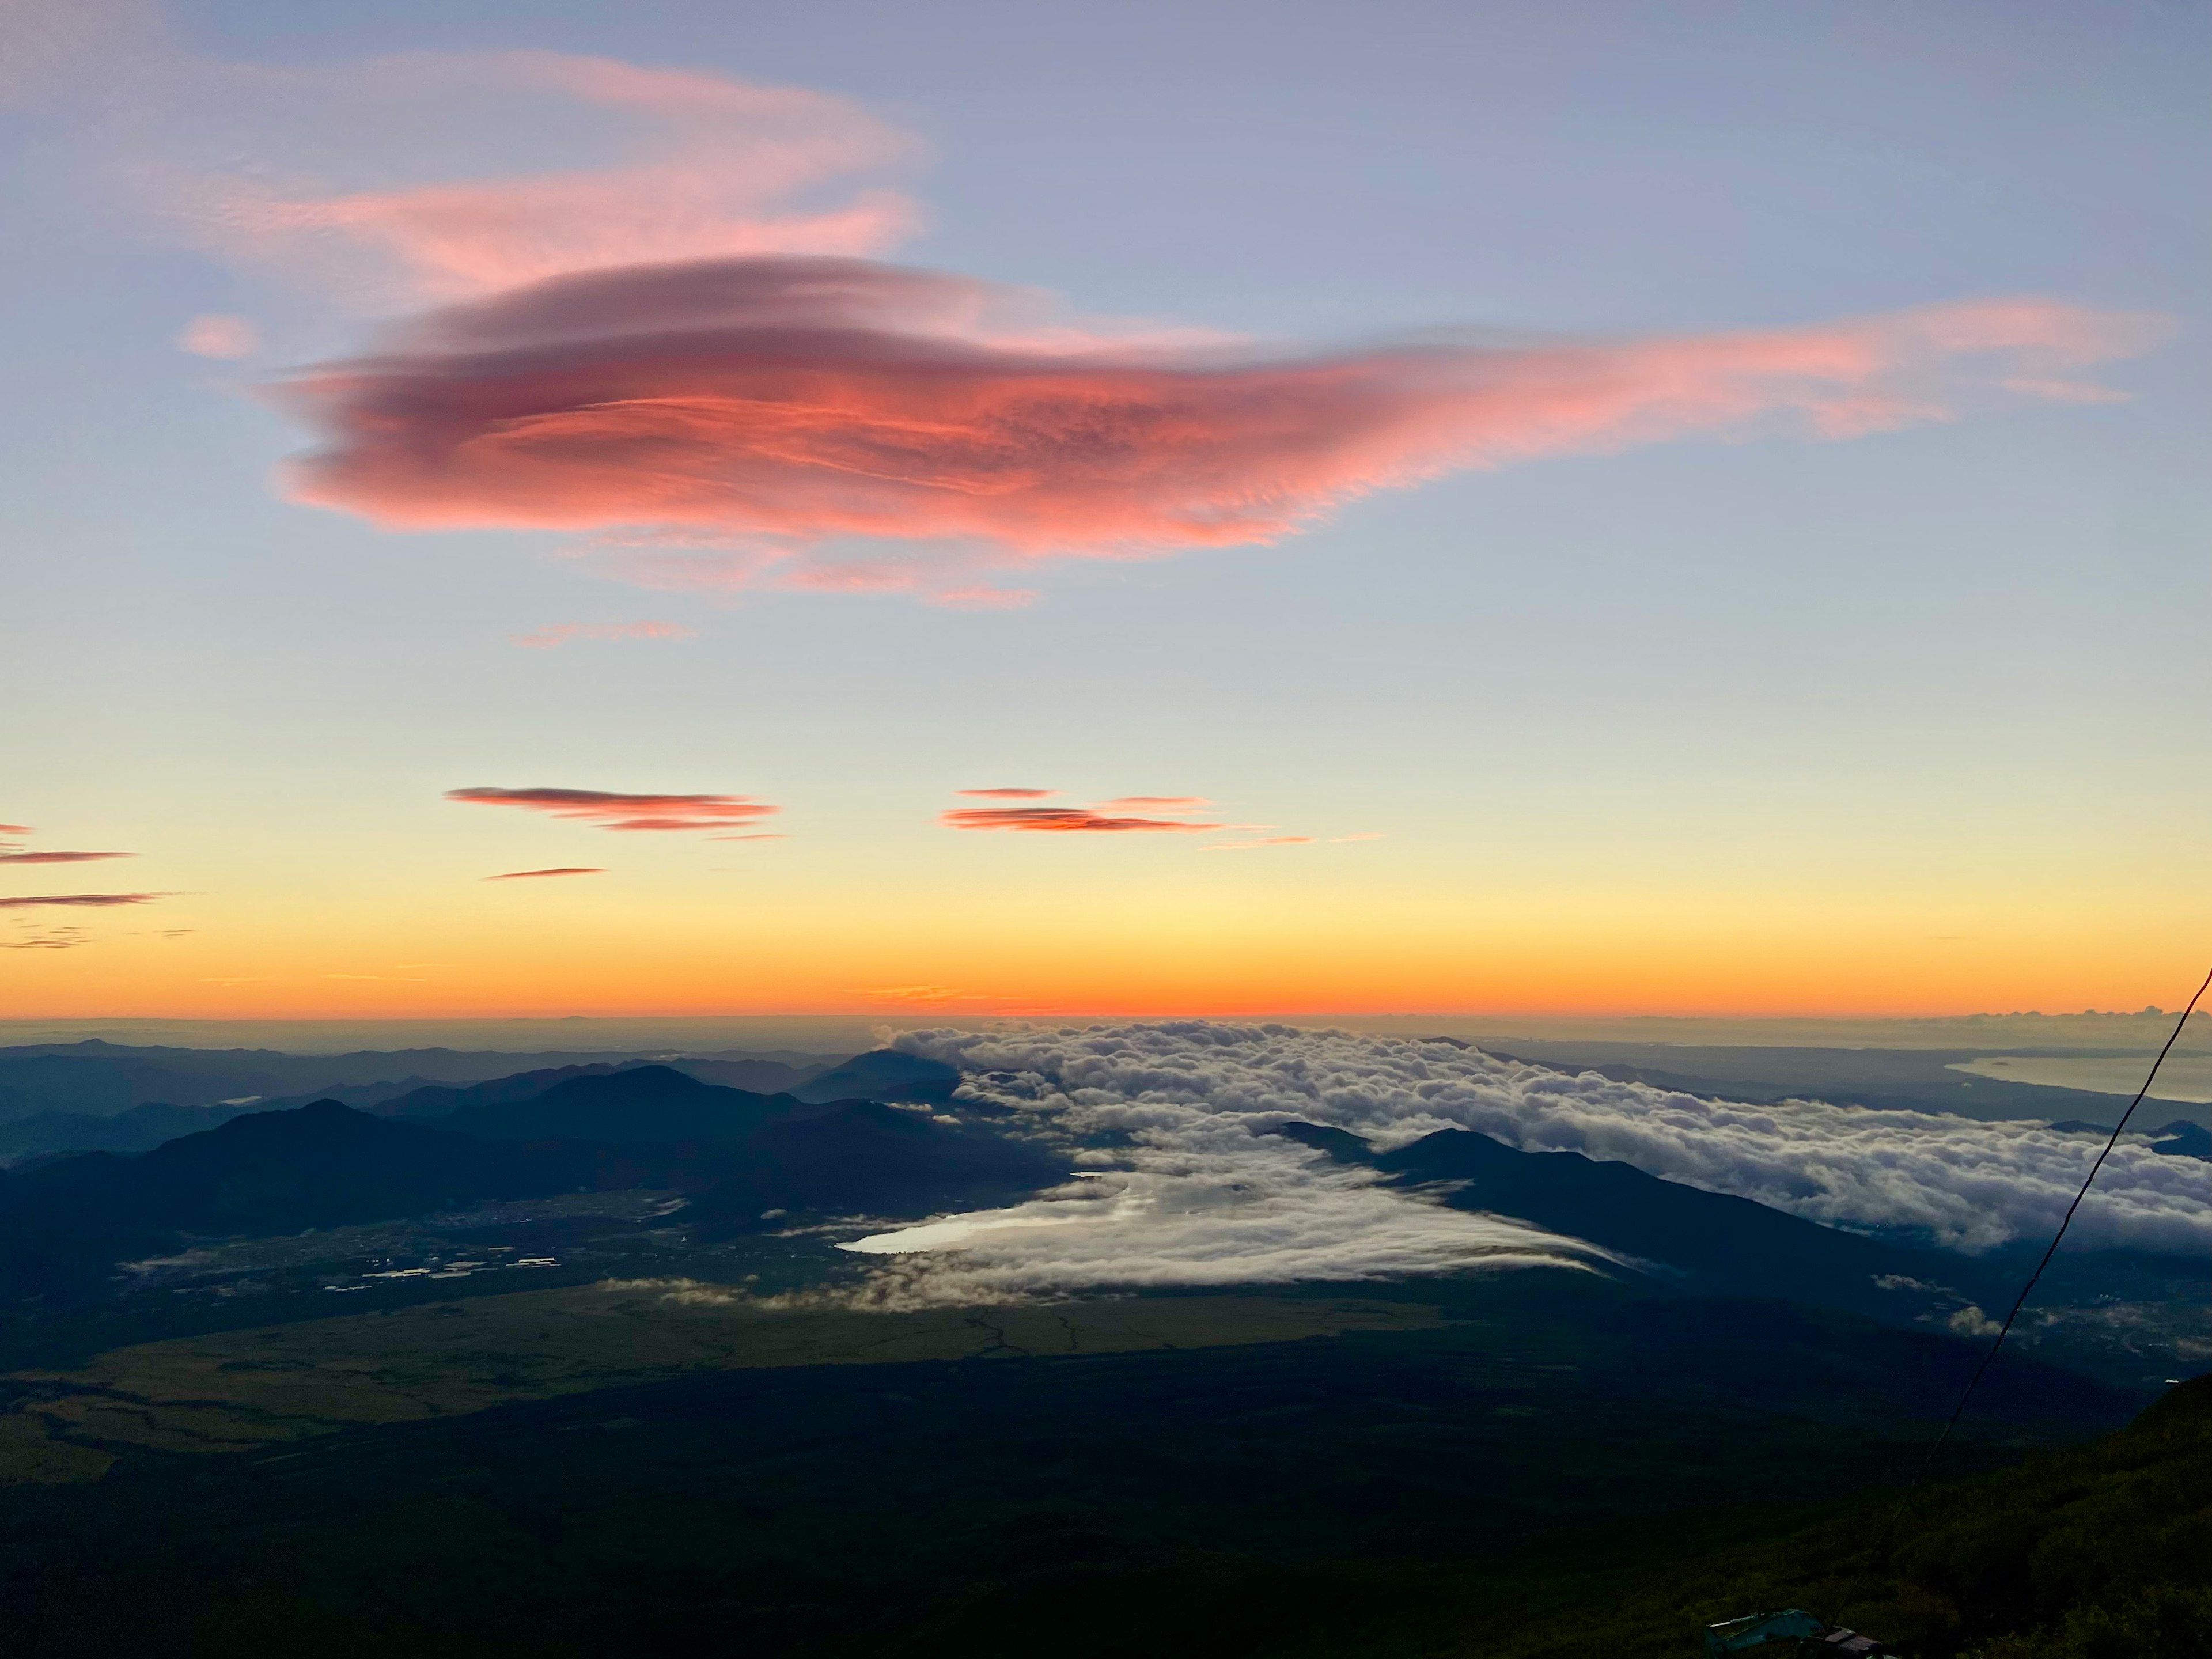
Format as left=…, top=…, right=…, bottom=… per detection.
left=484, top=866, right=604, bottom=880
left=941, top=807, right=1222, bottom=834
left=194, top=53, right=920, bottom=304
left=446, top=786, right=775, bottom=831
left=0, top=851, right=137, bottom=865
left=274, top=256, right=2163, bottom=584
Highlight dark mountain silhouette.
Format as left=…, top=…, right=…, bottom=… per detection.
left=0, top=1100, right=262, bottom=1165
left=791, top=1050, right=960, bottom=1105
left=671, top=1056, right=827, bottom=1093
left=0, top=1074, right=1069, bottom=1300
left=0, top=1050, right=291, bottom=1122
left=423, top=1067, right=1066, bottom=1228
left=1274, top=1121, right=2005, bottom=1321
left=0, top=1040, right=760, bottom=1125
left=432, top=1065, right=797, bottom=1143
left=0, top=1103, right=607, bottom=1300
left=372, top=1063, right=639, bottom=1121
left=683, top=1098, right=1066, bottom=1226
left=2149, top=1119, right=2212, bottom=1159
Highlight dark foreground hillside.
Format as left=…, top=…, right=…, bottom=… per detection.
left=0, top=1271, right=2142, bottom=1659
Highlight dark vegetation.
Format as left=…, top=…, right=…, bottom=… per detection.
left=0, top=1271, right=2146, bottom=1659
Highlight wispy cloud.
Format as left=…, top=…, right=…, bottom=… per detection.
left=1329, top=832, right=1385, bottom=843
left=932, top=586, right=1036, bottom=611
left=0, top=850, right=137, bottom=865
left=1092, top=796, right=1211, bottom=812
left=0, top=892, right=167, bottom=908
left=850, top=985, right=982, bottom=1006
left=1, top=926, right=90, bottom=950
left=154, top=50, right=922, bottom=306
left=1199, top=836, right=1315, bottom=851
left=274, top=255, right=2165, bottom=593
left=511, top=620, right=695, bottom=649
left=940, top=806, right=1222, bottom=834
left=956, top=788, right=1058, bottom=800
left=483, top=866, right=604, bottom=880
left=0, top=825, right=31, bottom=836
left=176, top=313, right=257, bottom=358
left=446, top=786, right=776, bottom=831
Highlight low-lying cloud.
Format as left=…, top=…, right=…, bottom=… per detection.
left=842, top=1160, right=1607, bottom=1309
left=275, top=255, right=2162, bottom=592
left=0, top=850, right=137, bottom=865
left=862, top=1023, right=2212, bottom=1294
left=446, top=785, right=775, bottom=832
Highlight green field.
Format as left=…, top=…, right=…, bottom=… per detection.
left=2, top=1285, right=1445, bottom=1478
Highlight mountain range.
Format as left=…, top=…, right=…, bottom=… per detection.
left=0, top=1062, right=1055, bottom=1301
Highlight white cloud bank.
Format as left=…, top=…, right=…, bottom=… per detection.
left=845, top=1024, right=2212, bottom=1299
left=841, top=1147, right=1610, bottom=1306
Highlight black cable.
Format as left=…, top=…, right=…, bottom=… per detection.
left=1823, top=962, right=2212, bottom=1635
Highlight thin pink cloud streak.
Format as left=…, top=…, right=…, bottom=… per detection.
left=956, top=787, right=1058, bottom=799
left=0, top=851, right=137, bottom=865
left=275, top=257, right=2163, bottom=579
left=940, top=807, right=1222, bottom=834
left=484, top=866, right=604, bottom=880
left=446, top=786, right=775, bottom=831
left=0, top=893, right=168, bottom=908
left=1092, top=796, right=1211, bottom=812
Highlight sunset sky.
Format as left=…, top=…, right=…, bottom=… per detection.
left=4, top=0, right=2208, bottom=1019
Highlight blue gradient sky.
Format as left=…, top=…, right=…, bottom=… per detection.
left=3, top=0, right=2207, bottom=1017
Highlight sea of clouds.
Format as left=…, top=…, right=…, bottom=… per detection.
left=830, top=1022, right=2212, bottom=1304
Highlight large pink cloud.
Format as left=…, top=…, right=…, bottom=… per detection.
left=275, top=257, right=2161, bottom=583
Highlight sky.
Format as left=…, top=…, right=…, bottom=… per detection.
left=3, top=0, right=2209, bottom=1021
